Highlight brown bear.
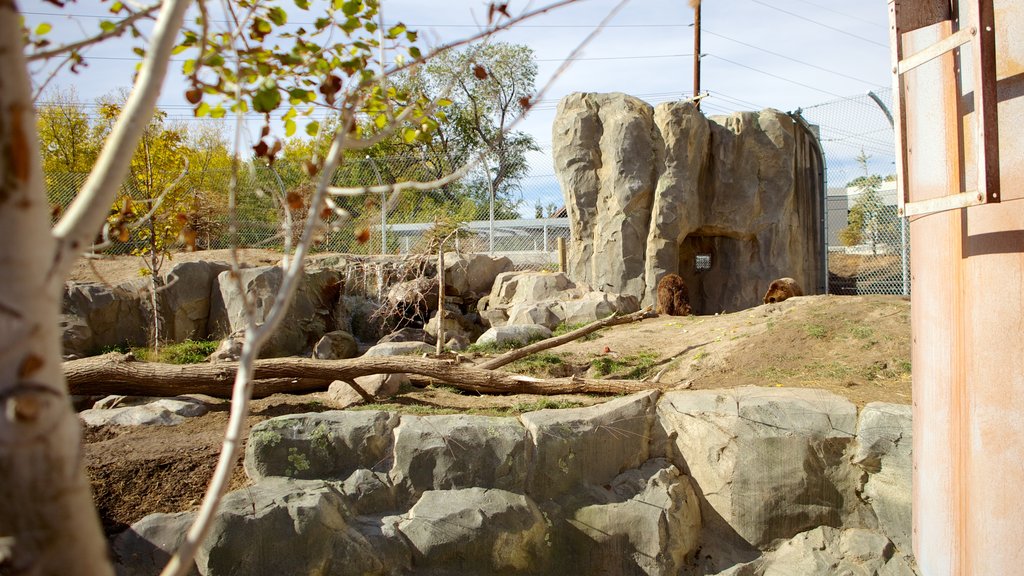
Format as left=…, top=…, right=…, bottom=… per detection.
left=763, top=277, right=803, bottom=304
left=657, top=273, right=692, bottom=316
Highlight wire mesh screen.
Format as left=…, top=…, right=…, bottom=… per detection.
left=798, top=88, right=910, bottom=295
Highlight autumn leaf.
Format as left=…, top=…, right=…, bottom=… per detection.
left=473, top=64, right=488, bottom=80
left=355, top=227, right=371, bottom=243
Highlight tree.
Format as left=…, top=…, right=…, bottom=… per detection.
left=5, top=1, right=595, bottom=574
left=840, top=150, right=896, bottom=254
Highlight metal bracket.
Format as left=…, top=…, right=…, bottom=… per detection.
left=889, top=0, right=1000, bottom=217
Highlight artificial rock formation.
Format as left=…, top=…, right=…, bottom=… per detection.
left=553, top=92, right=824, bottom=313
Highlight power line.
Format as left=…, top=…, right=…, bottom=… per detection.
left=702, top=27, right=886, bottom=88
left=785, top=0, right=883, bottom=28
left=745, top=0, right=888, bottom=49
left=706, top=54, right=847, bottom=100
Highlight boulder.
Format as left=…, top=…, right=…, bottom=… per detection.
left=505, top=300, right=565, bottom=329
left=567, top=460, right=702, bottom=576
left=424, top=306, right=482, bottom=344
left=475, top=324, right=552, bottom=347
left=521, top=390, right=658, bottom=501
left=718, top=526, right=918, bottom=576
left=443, top=252, right=514, bottom=298
left=79, top=397, right=210, bottom=427
left=197, top=478, right=405, bottom=576
left=489, top=271, right=577, bottom=309
left=312, top=329, right=359, bottom=360
left=362, top=341, right=434, bottom=357
left=112, top=511, right=199, bottom=576
left=245, top=411, right=400, bottom=481
left=63, top=281, right=150, bottom=353
left=395, top=488, right=548, bottom=574
left=326, top=374, right=408, bottom=408
left=854, top=403, right=913, bottom=553
left=158, top=260, right=230, bottom=342
left=208, top=266, right=342, bottom=358
left=560, top=291, right=641, bottom=325
left=655, top=387, right=861, bottom=549
left=388, top=414, right=528, bottom=504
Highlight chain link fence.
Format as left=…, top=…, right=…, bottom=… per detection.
left=45, top=149, right=569, bottom=269
left=797, top=88, right=909, bottom=295
left=46, top=90, right=906, bottom=293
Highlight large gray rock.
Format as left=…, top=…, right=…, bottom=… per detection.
left=79, top=398, right=209, bottom=427
left=505, top=300, right=565, bottom=329
left=245, top=411, right=400, bottom=481
left=197, top=478, right=405, bottom=576
left=476, top=324, right=552, bottom=347
left=521, top=390, right=659, bottom=501
left=444, top=252, right=514, bottom=298
left=113, top=511, right=199, bottom=576
left=312, top=329, right=359, bottom=360
left=389, top=414, right=528, bottom=503
left=718, top=526, right=918, bottom=576
left=553, top=93, right=824, bottom=313
left=395, top=488, right=548, bottom=574
left=158, top=260, right=230, bottom=342
left=362, top=340, right=434, bottom=357
left=854, top=403, right=913, bottom=553
left=656, top=387, right=862, bottom=549
left=560, top=290, right=641, bottom=325
left=567, top=459, right=702, bottom=576
left=326, top=374, right=408, bottom=408
left=208, top=266, right=342, bottom=358
left=488, top=271, right=578, bottom=309
left=424, top=306, right=483, bottom=344
left=63, top=281, right=150, bottom=353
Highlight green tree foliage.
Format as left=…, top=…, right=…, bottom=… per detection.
left=840, top=151, right=898, bottom=253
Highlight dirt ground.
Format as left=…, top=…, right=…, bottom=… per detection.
left=74, top=251, right=912, bottom=537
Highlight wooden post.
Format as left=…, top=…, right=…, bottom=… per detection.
left=693, top=1, right=701, bottom=108
left=557, top=237, right=567, bottom=273
left=436, top=247, right=445, bottom=355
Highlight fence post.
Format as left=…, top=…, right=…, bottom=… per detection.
left=557, top=237, right=566, bottom=273
left=366, top=155, right=386, bottom=255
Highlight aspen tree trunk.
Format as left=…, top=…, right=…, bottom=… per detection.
left=0, top=8, right=113, bottom=575
left=0, top=1, right=189, bottom=573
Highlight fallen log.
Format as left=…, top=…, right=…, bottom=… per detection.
left=64, top=352, right=663, bottom=399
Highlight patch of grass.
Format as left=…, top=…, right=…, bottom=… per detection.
left=804, top=324, right=828, bottom=339
left=507, top=353, right=566, bottom=377
left=552, top=322, right=601, bottom=341
left=510, top=398, right=584, bottom=413
left=590, top=350, right=659, bottom=380
left=157, top=339, right=219, bottom=364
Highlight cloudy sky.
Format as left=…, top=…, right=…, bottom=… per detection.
left=26, top=0, right=893, bottom=143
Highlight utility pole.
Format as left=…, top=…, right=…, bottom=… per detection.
left=692, top=0, right=701, bottom=109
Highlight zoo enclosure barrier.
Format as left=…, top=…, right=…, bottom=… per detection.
left=45, top=89, right=906, bottom=293
left=797, top=88, right=909, bottom=295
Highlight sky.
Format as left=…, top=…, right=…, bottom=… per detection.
left=24, top=0, right=897, bottom=209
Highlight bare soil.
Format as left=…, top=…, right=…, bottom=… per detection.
left=75, top=251, right=912, bottom=538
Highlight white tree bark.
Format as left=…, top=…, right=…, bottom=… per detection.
left=0, top=1, right=189, bottom=573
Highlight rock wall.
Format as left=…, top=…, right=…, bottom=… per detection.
left=113, top=388, right=917, bottom=576
left=553, top=92, right=825, bottom=313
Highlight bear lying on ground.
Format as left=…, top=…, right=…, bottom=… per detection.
left=657, top=273, right=692, bottom=316
left=763, top=277, right=803, bottom=304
